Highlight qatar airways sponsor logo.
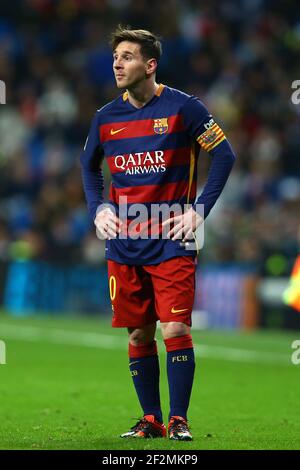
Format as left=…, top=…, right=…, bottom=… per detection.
left=114, top=150, right=166, bottom=175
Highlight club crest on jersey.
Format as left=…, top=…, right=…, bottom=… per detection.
left=153, top=118, right=168, bottom=135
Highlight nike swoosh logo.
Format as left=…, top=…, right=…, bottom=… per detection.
left=171, top=307, right=189, bottom=314
left=110, top=127, right=126, bottom=135
left=129, top=361, right=139, bottom=367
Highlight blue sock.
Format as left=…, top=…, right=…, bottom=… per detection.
left=129, top=354, right=163, bottom=423
left=166, top=348, right=195, bottom=421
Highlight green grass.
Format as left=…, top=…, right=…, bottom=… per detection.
left=0, top=312, right=300, bottom=450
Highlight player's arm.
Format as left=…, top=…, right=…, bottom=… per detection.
left=188, top=98, right=236, bottom=219
left=163, top=96, right=236, bottom=241
left=80, top=113, right=121, bottom=239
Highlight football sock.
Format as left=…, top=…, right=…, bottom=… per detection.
left=129, top=341, right=163, bottom=423
left=164, top=335, right=195, bottom=421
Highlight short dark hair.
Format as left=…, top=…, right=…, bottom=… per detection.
left=110, top=25, right=162, bottom=63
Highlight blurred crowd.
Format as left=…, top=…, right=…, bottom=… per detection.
left=0, top=0, right=299, bottom=272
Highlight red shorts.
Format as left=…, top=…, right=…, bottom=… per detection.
left=107, top=256, right=196, bottom=328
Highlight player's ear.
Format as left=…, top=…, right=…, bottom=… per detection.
left=146, top=58, right=157, bottom=76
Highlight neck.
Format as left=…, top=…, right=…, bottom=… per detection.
left=127, top=80, right=159, bottom=108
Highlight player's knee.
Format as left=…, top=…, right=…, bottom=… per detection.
left=161, top=321, right=190, bottom=339
left=129, top=333, right=146, bottom=346
left=128, top=327, right=155, bottom=346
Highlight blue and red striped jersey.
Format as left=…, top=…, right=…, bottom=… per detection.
left=80, top=84, right=235, bottom=265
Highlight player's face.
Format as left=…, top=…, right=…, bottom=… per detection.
left=113, top=41, right=150, bottom=89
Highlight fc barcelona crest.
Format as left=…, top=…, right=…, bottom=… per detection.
left=154, top=118, right=168, bottom=135
left=201, top=129, right=217, bottom=144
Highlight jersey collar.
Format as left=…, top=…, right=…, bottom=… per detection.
left=122, top=83, right=165, bottom=102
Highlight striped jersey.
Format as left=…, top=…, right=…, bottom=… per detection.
left=80, top=84, right=235, bottom=265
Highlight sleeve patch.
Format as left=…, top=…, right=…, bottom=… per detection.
left=197, top=123, right=226, bottom=152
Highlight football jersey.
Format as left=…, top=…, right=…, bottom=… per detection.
left=80, top=84, right=235, bottom=265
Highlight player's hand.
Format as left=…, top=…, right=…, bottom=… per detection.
left=94, top=207, right=122, bottom=240
left=162, top=207, right=203, bottom=242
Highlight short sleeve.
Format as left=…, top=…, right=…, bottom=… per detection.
left=181, top=96, right=227, bottom=153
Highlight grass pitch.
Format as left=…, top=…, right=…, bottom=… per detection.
left=0, top=312, right=299, bottom=450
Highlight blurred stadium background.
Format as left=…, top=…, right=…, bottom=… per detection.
left=0, top=0, right=300, bottom=450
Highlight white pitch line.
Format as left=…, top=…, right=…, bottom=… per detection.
left=0, top=323, right=290, bottom=366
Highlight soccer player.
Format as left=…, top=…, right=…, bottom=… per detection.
left=80, top=25, right=236, bottom=440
